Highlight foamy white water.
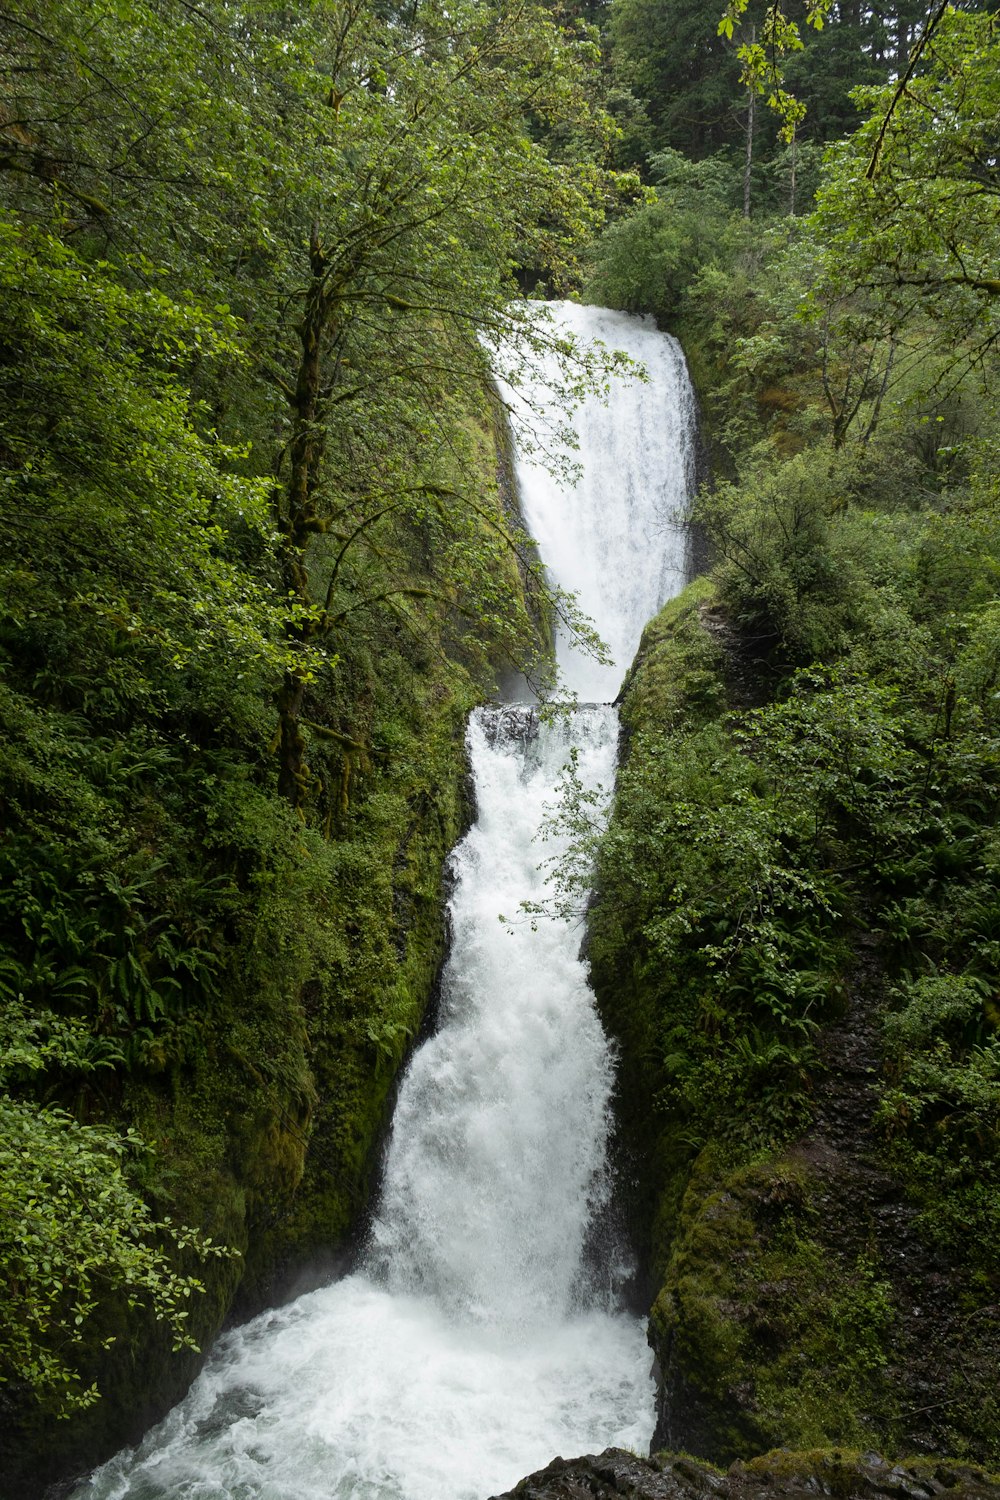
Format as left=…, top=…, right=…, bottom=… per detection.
left=500, top=301, right=695, bottom=702
left=73, top=304, right=695, bottom=1500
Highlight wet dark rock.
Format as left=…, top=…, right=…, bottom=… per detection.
left=490, top=1450, right=1000, bottom=1500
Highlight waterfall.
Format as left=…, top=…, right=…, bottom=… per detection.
left=502, top=302, right=695, bottom=702
left=72, top=304, right=696, bottom=1500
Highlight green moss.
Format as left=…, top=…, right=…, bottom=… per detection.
left=619, top=576, right=726, bottom=740
left=653, top=1149, right=897, bottom=1464
left=733, top=1449, right=1000, bottom=1494
left=736, top=1448, right=872, bottom=1483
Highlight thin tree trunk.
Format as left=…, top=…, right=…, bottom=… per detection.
left=274, top=225, right=335, bottom=810
left=277, top=669, right=310, bottom=805
left=743, top=32, right=756, bottom=220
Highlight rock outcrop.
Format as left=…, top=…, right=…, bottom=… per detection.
left=491, top=1449, right=1000, bottom=1500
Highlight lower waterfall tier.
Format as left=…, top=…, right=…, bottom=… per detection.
left=74, top=708, right=655, bottom=1500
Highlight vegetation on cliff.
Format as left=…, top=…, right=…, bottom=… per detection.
left=572, top=1, right=1000, bottom=1471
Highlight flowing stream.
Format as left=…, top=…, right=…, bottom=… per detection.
left=74, top=303, right=696, bottom=1500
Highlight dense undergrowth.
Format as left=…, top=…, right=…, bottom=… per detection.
left=586, top=494, right=1000, bottom=1453
left=590, top=565, right=1000, bottom=1460
left=0, top=267, right=495, bottom=1478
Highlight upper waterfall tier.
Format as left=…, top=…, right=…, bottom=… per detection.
left=500, top=301, right=696, bottom=700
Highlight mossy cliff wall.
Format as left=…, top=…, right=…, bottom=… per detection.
left=588, top=580, right=1000, bottom=1473
left=0, top=384, right=539, bottom=1497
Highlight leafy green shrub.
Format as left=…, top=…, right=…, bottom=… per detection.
left=695, top=447, right=875, bottom=663
left=0, top=1003, right=233, bottom=1414
left=584, top=151, right=735, bottom=324
left=590, top=563, right=1000, bottom=1177
left=883, top=975, right=995, bottom=1058
left=878, top=972, right=1000, bottom=1270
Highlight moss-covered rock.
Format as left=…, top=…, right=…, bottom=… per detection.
left=651, top=1147, right=896, bottom=1463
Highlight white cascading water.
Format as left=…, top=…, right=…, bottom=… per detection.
left=504, top=302, right=695, bottom=702
left=73, top=303, right=695, bottom=1500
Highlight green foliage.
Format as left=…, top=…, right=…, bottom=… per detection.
left=577, top=589, right=890, bottom=1163
left=0, top=219, right=283, bottom=680
left=578, top=5, right=1000, bottom=1471
left=878, top=973, right=1000, bottom=1272
left=608, top=0, right=746, bottom=160
left=811, top=9, right=1000, bottom=357
left=718, top=0, right=832, bottom=141
left=694, top=447, right=858, bottom=660
left=590, top=553, right=1000, bottom=1160
left=584, top=151, right=736, bottom=323
left=652, top=1150, right=896, bottom=1462
left=607, top=8, right=1000, bottom=460
left=587, top=429, right=1000, bottom=1450
left=605, top=0, right=919, bottom=198
left=4, top=0, right=1000, bottom=1478
left=0, top=1, right=632, bottom=1475
left=0, top=1003, right=233, bottom=1414
left=882, top=974, right=995, bottom=1057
